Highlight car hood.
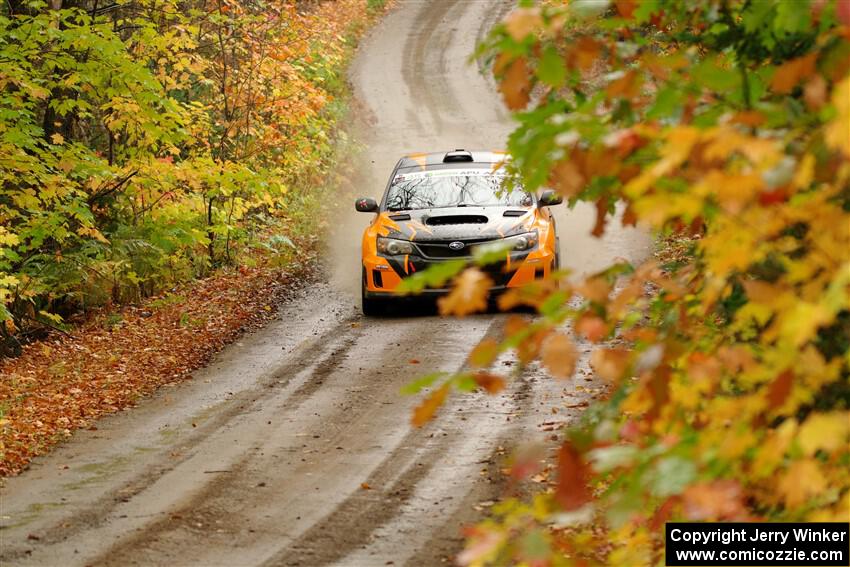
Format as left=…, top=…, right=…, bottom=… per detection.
left=378, top=206, right=536, bottom=242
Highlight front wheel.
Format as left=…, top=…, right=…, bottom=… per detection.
left=362, top=269, right=385, bottom=316
left=553, top=237, right=562, bottom=271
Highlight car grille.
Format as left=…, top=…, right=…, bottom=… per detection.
left=414, top=239, right=493, bottom=259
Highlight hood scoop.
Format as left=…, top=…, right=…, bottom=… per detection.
left=425, top=214, right=488, bottom=226
left=389, top=213, right=411, bottom=221
left=502, top=210, right=527, bottom=217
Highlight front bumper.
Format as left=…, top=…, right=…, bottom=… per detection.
left=362, top=248, right=556, bottom=295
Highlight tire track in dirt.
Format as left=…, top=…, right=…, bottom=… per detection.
left=260, top=321, right=527, bottom=567
left=81, top=316, right=497, bottom=567
left=0, top=313, right=361, bottom=565
left=401, top=0, right=453, bottom=134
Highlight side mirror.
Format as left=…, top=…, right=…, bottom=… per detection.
left=538, top=189, right=563, bottom=207
left=355, top=197, right=379, bottom=213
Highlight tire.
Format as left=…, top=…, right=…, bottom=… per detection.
left=553, top=237, right=562, bottom=270
left=361, top=269, right=385, bottom=316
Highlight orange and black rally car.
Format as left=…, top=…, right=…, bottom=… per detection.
left=355, top=149, right=563, bottom=315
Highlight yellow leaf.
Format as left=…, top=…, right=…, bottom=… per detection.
left=792, top=153, right=815, bottom=189
left=752, top=418, right=797, bottom=479
left=438, top=268, right=492, bottom=317
left=778, top=458, right=826, bottom=508
left=470, top=338, right=499, bottom=368
left=714, top=172, right=762, bottom=214
left=540, top=332, right=578, bottom=379
left=798, top=412, right=850, bottom=456
left=825, top=77, right=850, bottom=157
left=50, top=133, right=64, bottom=145
left=779, top=302, right=832, bottom=347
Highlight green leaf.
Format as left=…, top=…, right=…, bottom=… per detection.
left=400, top=372, right=447, bottom=395
left=537, top=46, right=566, bottom=88
left=692, top=58, right=741, bottom=93
left=396, top=259, right=466, bottom=293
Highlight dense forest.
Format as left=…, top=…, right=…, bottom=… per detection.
left=0, top=0, right=382, bottom=353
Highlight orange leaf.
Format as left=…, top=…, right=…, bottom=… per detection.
left=575, top=277, right=611, bottom=304
left=804, top=74, right=827, bottom=109
left=683, top=480, right=748, bottom=521
left=687, top=352, right=721, bottom=383
left=621, top=200, right=638, bottom=227
left=438, top=268, right=493, bottom=317
left=590, top=348, right=631, bottom=382
left=591, top=197, right=608, bottom=237
left=717, top=345, right=755, bottom=373
left=496, top=56, right=531, bottom=110
left=412, top=383, right=449, bottom=427
left=568, top=36, right=601, bottom=72
left=504, top=7, right=542, bottom=41
left=473, top=372, right=506, bottom=394
left=730, top=110, right=766, bottom=127
left=575, top=313, right=607, bottom=342
left=504, top=314, right=530, bottom=337
left=518, top=329, right=551, bottom=364
left=556, top=442, right=592, bottom=511
left=540, top=333, right=578, bottom=379
left=548, top=159, right=585, bottom=198
left=770, top=53, right=817, bottom=94
left=766, top=369, right=793, bottom=410
left=615, top=0, right=637, bottom=19
left=606, top=70, right=641, bottom=99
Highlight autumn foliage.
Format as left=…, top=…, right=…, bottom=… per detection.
left=414, top=0, right=850, bottom=564
left=0, top=0, right=385, bottom=351
left=0, top=0, right=387, bottom=473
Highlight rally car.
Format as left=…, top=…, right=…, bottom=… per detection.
left=355, top=149, right=563, bottom=315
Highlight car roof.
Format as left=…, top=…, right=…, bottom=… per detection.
left=395, top=149, right=508, bottom=174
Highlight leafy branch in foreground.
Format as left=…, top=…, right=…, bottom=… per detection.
left=408, top=1, right=850, bottom=564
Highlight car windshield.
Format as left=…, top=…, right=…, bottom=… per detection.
left=384, top=170, right=532, bottom=211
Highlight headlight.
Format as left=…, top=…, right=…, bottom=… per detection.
left=505, top=231, right=538, bottom=251
left=377, top=237, right=414, bottom=255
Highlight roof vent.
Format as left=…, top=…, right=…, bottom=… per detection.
left=443, top=149, right=473, bottom=163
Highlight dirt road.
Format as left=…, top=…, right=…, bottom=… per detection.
left=0, top=2, right=650, bottom=565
